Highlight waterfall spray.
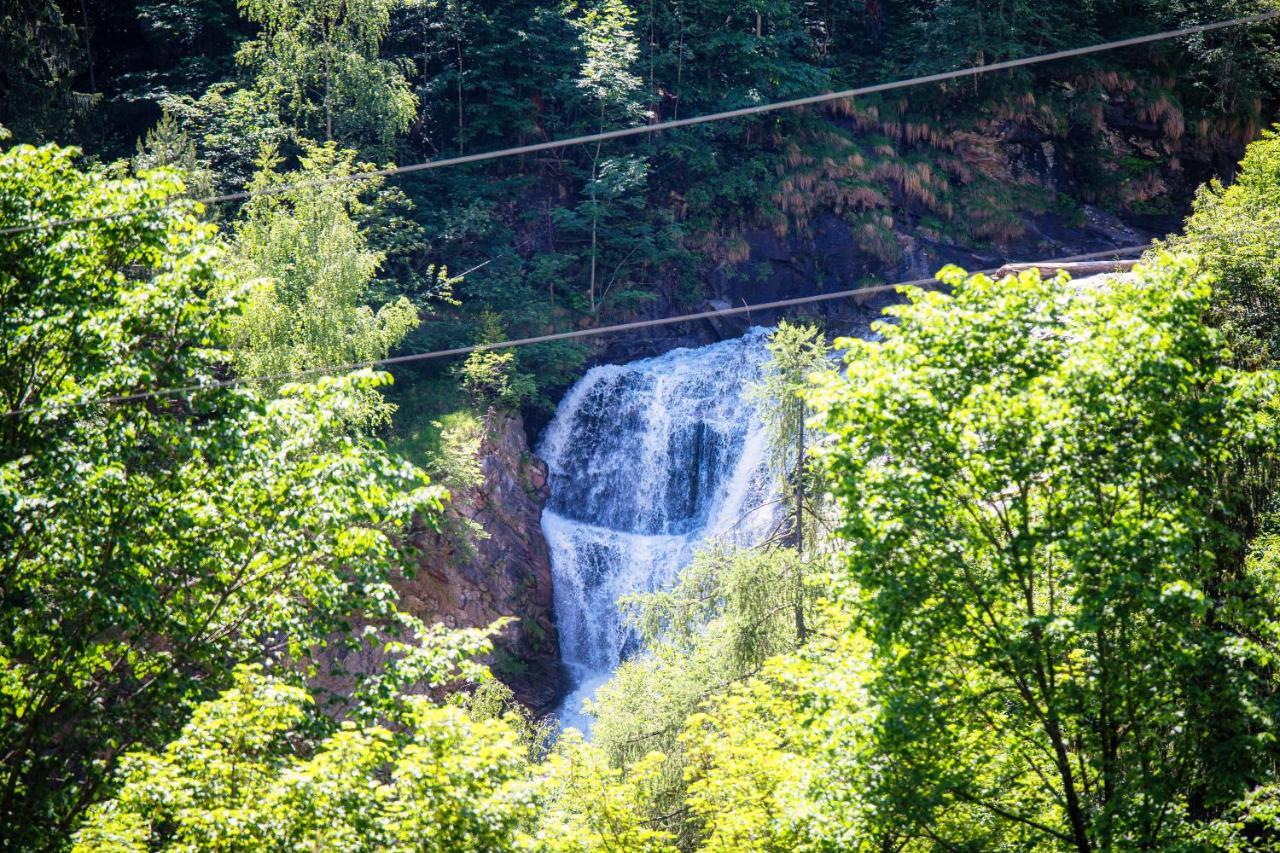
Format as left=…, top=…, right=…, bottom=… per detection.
left=538, top=330, right=781, bottom=731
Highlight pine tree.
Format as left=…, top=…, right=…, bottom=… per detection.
left=749, top=319, right=828, bottom=641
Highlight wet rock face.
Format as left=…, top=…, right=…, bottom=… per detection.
left=398, top=413, right=564, bottom=713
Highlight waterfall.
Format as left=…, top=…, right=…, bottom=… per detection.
left=538, top=329, right=781, bottom=731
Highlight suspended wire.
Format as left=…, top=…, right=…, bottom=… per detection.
left=27, top=211, right=1279, bottom=421
left=6, top=10, right=1277, bottom=417
left=2, top=240, right=1169, bottom=419
left=1, top=10, right=1276, bottom=239
left=446, top=236, right=535, bottom=280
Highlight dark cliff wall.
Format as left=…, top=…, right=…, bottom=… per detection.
left=310, top=413, right=562, bottom=714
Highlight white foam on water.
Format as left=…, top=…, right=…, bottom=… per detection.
left=538, top=330, right=781, bottom=733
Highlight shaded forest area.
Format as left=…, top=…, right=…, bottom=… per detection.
left=6, top=0, right=1280, bottom=419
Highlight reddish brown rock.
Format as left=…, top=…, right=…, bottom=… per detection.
left=395, top=413, right=563, bottom=712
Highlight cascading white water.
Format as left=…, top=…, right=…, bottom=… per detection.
left=538, top=329, right=781, bottom=731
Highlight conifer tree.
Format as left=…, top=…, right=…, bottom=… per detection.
left=749, top=320, right=828, bottom=640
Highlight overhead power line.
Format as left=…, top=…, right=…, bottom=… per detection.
left=4, top=242, right=1159, bottom=419
left=1, top=10, right=1277, bottom=238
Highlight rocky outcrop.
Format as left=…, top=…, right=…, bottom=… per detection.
left=398, top=413, right=563, bottom=712
left=306, top=413, right=563, bottom=715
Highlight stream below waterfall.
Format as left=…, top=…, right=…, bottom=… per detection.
left=538, top=329, right=783, bottom=732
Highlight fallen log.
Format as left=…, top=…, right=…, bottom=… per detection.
left=993, top=259, right=1138, bottom=279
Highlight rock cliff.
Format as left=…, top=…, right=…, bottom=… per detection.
left=310, top=413, right=563, bottom=714
left=398, top=413, right=563, bottom=711
left=584, top=114, right=1223, bottom=369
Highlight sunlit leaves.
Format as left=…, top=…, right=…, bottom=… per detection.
left=227, top=141, right=419, bottom=427
left=236, top=0, right=416, bottom=157
left=810, top=257, right=1280, bottom=848
left=72, top=662, right=537, bottom=852
left=0, top=141, right=444, bottom=844
left=1168, top=125, right=1280, bottom=370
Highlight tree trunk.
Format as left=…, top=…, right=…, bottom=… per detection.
left=78, top=0, right=96, bottom=95
left=323, top=14, right=333, bottom=141
left=456, top=38, right=465, bottom=153
left=324, top=50, right=333, bottom=142
left=1047, top=711, right=1093, bottom=853
left=588, top=130, right=603, bottom=313
left=647, top=0, right=657, bottom=122
left=794, top=409, right=807, bottom=644
left=674, top=11, right=685, bottom=120
left=422, top=16, right=430, bottom=96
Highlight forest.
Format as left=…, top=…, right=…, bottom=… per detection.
left=7, top=0, right=1280, bottom=849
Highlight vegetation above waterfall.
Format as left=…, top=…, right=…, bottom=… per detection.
left=9, top=0, right=1280, bottom=443
left=10, top=1, right=1280, bottom=850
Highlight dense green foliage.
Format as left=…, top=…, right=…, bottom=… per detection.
left=226, top=142, right=420, bottom=424
left=73, top=660, right=535, bottom=851
left=0, top=141, right=444, bottom=846
left=9, top=1, right=1280, bottom=850
left=9, top=0, right=1280, bottom=395
left=9, top=139, right=1280, bottom=853
left=681, top=627, right=874, bottom=850
left=812, top=258, right=1280, bottom=848
left=1173, top=127, right=1280, bottom=369
left=236, top=0, right=415, bottom=158
left=588, top=546, right=820, bottom=845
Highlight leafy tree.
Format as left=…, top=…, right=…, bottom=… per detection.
left=1168, top=125, right=1280, bottom=370
left=905, top=0, right=1096, bottom=73
left=159, top=82, right=288, bottom=193
left=811, top=258, right=1280, bottom=849
left=573, top=0, right=645, bottom=122
left=388, top=0, right=581, bottom=154
left=569, top=0, right=648, bottom=313
left=553, top=153, right=666, bottom=315
left=682, top=627, right=878, bottom=852
left=235, top=0, right=417, bottom=157
left=75, top=652, right=678, bottom=853
left=0, top=139, right=444, bottom=846
left=1197, top=783, right=1280, bottom=851
left=588, top=545, right=821, bottom=845
left=457, top=349, right=537, bottom=412
left=515, top=340, right=592, bottom=411
left=72, top=660, right=538, bottom=851
left=637, top=0, right=829, bottom=119
left=134, top=0, right=243, bottom=54
left=532, top=731, right=677, bottom=852
left=228, top=142, right=419, bottom=425
left=116, top=0, right=248, bottom=119
left=423, top=410, right=486, bottom=493
left=456, top=678, right=557, bottom=763
left=1146, top=0, right=1280, bottom=124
